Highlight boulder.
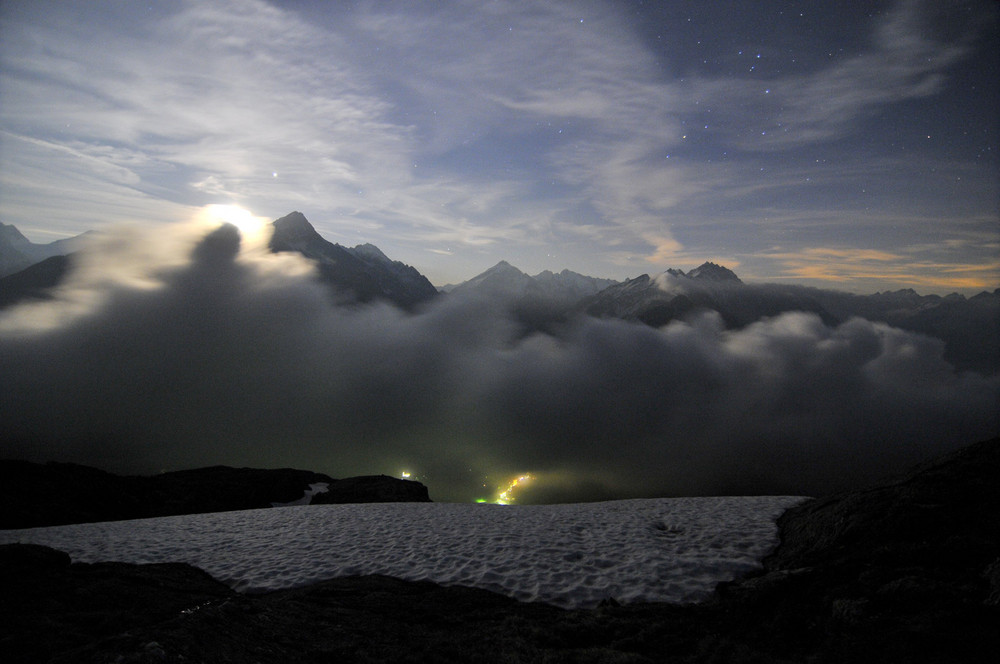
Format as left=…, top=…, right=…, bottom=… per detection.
left=0, top=543, right=234, bottom=664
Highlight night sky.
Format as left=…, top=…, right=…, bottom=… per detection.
left=1, top=0, right=997, bottom=293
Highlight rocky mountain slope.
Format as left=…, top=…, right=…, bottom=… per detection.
left=268, top=211, right=439, bottom=309
left=3, top=436, right=996, bottom=662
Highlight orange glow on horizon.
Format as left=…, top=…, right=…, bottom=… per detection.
left=759, top=246, right=999, bottom=293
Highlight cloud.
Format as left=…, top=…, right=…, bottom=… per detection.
left=1, top=221, right=996, bottom=502
left=757, top=243, right=1000, bottom=292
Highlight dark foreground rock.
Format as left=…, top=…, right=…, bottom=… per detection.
left=311, top=474, right=431, bottom=504
left=710, top=435, right=1000, bottom=662
left=2, top=438, right=998, bottom=663
left=0, top=461, right=430, bottom=529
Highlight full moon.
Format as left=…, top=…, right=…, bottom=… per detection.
left=198, top=204, right=269, bottom=246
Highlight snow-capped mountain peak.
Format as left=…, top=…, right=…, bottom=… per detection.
left=351, top=243, right=391, bottom=264
left=449, top=260, right=533, bottom=297
left=268, top=212, right=438, bottom=309
left=450, top=261, right=617, bottom=302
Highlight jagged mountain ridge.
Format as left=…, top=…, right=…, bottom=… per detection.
left=581, top=267, right=833, bottom=329
left=684, top=261, right=742, bottom=283
left=581, top=266, right=998, bottom=373
left=0, top=214, right=441, bottom=311
left=269, top=211, right=439, bottom=310
left=448, top=259, right=617, bottom=303
left=804, top=284, right=1000, bottom=374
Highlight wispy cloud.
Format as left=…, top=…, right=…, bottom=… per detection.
left=0, top=0, right=995, bottom=291
left=685, top=0, right=983, bottom=150
left=758, top=244, right=1000, bottom=292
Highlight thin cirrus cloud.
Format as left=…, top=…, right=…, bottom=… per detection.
left=0, top=0, right=996, bottom=290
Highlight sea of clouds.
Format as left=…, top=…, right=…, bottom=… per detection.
left=1, top=221, right=996, bottom=502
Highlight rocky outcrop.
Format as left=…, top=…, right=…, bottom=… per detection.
left=310, top=474, right=430, bottom=504
left=0, top=461, right=430, bottom=529
left=1, top=542, right=236, bottom=663
left=708, top=436, right=1000, bottom=662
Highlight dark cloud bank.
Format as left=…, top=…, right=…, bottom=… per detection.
left=1, top=223, right=997, bottom=503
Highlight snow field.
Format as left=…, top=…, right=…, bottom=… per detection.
left=0, top=496, right=804, bottom=608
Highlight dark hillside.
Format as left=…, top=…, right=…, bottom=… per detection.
left=0, top=461, right=429, bottom=529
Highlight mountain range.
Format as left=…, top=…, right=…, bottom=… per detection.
left=1, top=212, right=997, bottom=373
left=444, top=259, right=618, bottom=304
left=0, top=212, right=440, bottom=311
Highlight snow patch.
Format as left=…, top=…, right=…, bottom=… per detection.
left=0, top=496, right=805, bottom=609
left=271, top=482, right=330, bottom=507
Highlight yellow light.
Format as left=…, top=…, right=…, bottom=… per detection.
left=401, top=471, right=411, bottom=479
left=495, top=474, right=534, bottom=505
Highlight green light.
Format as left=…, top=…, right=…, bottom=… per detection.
left=475, top=498, right=487, bottom=503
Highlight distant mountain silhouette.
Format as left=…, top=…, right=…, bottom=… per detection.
left=449, top=260, right=617, bottom=303
left=581, top=262, right=831, bottom=328
left=269, top=211, right=439, bottom=309
left=446, top=260, right=619, bottom=335
left=580, top=263, right=998, bottom=374
left=0, top=223, right=85, bottom=278
left=806, top=286, right=1000, bottom=374
left=447, top=260, right=536, bottom=299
